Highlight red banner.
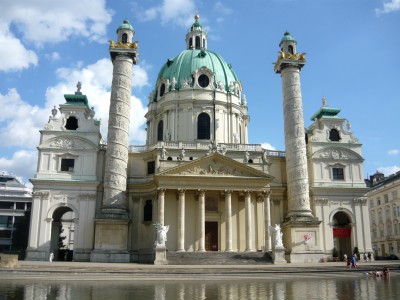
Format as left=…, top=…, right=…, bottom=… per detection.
left=333, top=228, right=351, bottom=238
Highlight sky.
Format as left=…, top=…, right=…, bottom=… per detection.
left=0, top=0, right=399, bottom=186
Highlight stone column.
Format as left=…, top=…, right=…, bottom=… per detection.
left=198, top=190, right=206, bottom=252
left=245, top=191, right=254, bottom=251
left=225, top=190, right=233, bottom=252
left=177, top=189, right=186, bottom=252
left=158, top=188, right=166, bottom=225
left=263, top=190, right=272, bottom=252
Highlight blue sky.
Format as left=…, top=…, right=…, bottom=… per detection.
left=0, top=0, right=399, bottom=185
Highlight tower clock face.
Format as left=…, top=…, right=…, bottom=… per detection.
left=198, top=74, right=209, bottom=88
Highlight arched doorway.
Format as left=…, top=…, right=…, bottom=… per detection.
left=332, top=211, right=352, bottom=260
left=51, top=206, right=75, bottom=261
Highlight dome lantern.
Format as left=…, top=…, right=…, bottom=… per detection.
left=186, top=12, right=207, bottom=50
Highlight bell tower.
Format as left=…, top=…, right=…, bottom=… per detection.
left=275, top=32, right=322, bottom=263
left=91, top=20, right=138, bottom=263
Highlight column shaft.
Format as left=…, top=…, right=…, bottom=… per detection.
left=264, top=191, right=272, bottom=251
left=177, top=189, right=186, bottom=252
left=245, top=191, right=253, bottom=251
left=225, top=190, right=233, bottom=252
left=198, top=190, right=206, bottom=251
left=158, top=189, right=165, bottom=225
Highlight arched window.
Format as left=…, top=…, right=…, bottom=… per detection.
left=65, top=116, right=78, bottom=130
left=329, top=128, right=340, bottom=141
left=159, top=83, right=166, bottom=97
left=203, top=38, right=205, bottom=48
left=288, top=45, right=294, bottom=54
left=189, top=37, right=193, bottom=48
left=195, top=36, right=200, bottom=49
left=143, top=200, right=152, bottom=222
left=157, top=120, right=163, bottom=141
left=197, top=113, right=210, bottom=140
left=122, top=33, right=128, bottom=44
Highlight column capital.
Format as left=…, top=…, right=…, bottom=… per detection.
left=197, top=189, right=206, bottom=196
left=157, top=188, right=166, bottom=195
left=177, top=188, right=186, bottom=195
left=224, top=190, right=232, bottom=195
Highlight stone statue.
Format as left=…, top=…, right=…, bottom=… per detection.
left=242, top=94, right=247, bottom=106
left=244, top=150, right=250, bottom=163
left=160, top=146, right=167, bottom=160
left=322, top=96, right=327, bottom=107
left=208, top=140, right=217, bottom=155
left=49, top=252, right=54, bottom=262
left=269, top=224, right=283, bottom=248
left=51, top=106, right=58, bottom=118
left=76, top=81, right=82, bottom=94
left=155, top=223, right=169, bottom=247
left=178, top=148, right=185, bottom=160
left=171, top=77, right=177, bottom=91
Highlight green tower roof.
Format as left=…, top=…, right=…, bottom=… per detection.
left=64, top=94, right=89, bottom=108
left=310, top=106, right=341, bottom=121
left=116, top=19, right=134, bottom=33
left=279, top=31, right=296, bottom=46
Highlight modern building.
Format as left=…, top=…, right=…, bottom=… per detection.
left=26, top=15, right=372, bottom=263
left=0, top=172, right=32, bottom=253
left=367, top=171, right=400, bottom=258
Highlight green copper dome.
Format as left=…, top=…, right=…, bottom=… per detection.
left=116, top=20, right=134, bottom=33
left=156, top=49, right=239, bottom=91
left=279, top=31, right=296, bottom=46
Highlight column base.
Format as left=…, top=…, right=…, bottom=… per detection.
left=282, top=217, right=324, bottom=263
left=272, top=247, right=287, bottom=264
left=154, top=245, right=168, bottom=265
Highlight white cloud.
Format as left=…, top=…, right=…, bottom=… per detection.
left=375, top=0, right=400, bottom=15
left=388, top=149, right=399, bottom=155
left=377, top=165, right=400, bottom=176
left=0, top=150, right=37, bottom=184
left=261, top=143, right=276, bottom=150
left=1, top=0, right=113, bottom=45
left=0, top=22, right=38, bottom=72
left=137, top=0, right=196, bottom=27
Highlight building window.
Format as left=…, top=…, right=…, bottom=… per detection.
left=195, top=36, right=200, bottom=48
left=122, top=33, right=128, bottom=43
left=143, top=200, right=152, bottom=222
left=157, top=120, right=163, bottom=141
left=332, top=167, right=344, bottom=180
left=197, top=113, right=210, bottom=140
left=61, top=159, right=75, bottom=172
left=384, top=194, right=389, bottom=203
left=288, top=45, right=294, bottom=54
left=377, top=197, right=381, bottom=205
left=0, top=216, right=13, bottom=228
left=387, top=222, right=393, bottom=236
left=378, top=211, right=382, bottom=222
left=147, top=161, right=155, bottom=175
left=189, top=37, right=193, bottom=48
left=65, top=116, right=78, bottom=130
left=329, top=128, right=340, bottom=141
left=159, top=83, right=166, bottom=97
left=198, top=74, right=210, bottom=88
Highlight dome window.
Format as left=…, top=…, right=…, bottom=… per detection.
left=198, top=74, right=209, bottom=88
left=159, top=83, right=166, bottom=97
left=65, top=116, right=78, bottom=130
left=195, top=36, right=201, bottom=49
left=197, top=113, right=210, bottom=140
left=288, top=45, right=294, bottom=54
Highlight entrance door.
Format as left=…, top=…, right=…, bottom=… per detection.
left=205, top=221, right=218, bottom=251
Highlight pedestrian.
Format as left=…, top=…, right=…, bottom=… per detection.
left=49, top=252, right=54, bottom=262
left=367, top=252, right=372, bottom=262
left=351, top=254, right=358, bottom=268
left=347, top=258, right=351, bottom=269
left=363, top=253, right=367, bottom=262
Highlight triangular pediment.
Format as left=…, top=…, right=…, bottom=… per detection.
left=157, top=152, right=273, bottom=179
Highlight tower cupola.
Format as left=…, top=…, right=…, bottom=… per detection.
left=186, top=12, right=207, bottom=50
left=116, top=19, right=134, bottom=44
left=279, top=31, right=297, bottom=54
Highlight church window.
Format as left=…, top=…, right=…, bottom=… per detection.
left=332, top=167, right=344, bottom=180
left=61, top=159, right=75, bottom=172
left=159, top=83, right=166, bottom=97
left=203, top=38, right=205, bottom=48
left=147, top=161, right=155, bottom=175
left=198, top=74, right=209, bottom=88
left=143, top=200, right=153, bottom=222
left=329, top=128, right=340, bottom=141
left=189, top=37, right=193, bottom=48
left=197, top=113, right=210, bottom=140
left=65, top=116, right=78, bottom=130
left=157, top=120, right=163, bottom=141
left=167, top=157, right=172, bottom=161
left=288, top=45, right=294, bottom=54
left=195, top=36, right=200, bottom=49
left=122, top=33, right=128, bottom=43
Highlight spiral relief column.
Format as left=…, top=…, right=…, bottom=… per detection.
left=274, top=32, right=322, bottom=263
left=91, top=20, right=138, bottom=263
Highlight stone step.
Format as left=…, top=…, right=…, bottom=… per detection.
left=166, top=251, right=273, bottom=265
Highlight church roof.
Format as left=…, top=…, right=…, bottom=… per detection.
left=156, top=49, right=239, bottom=91
left=279, top=32, right=296, bottom=46
left=116, top=20, right=134, bottom=33
left=310, top=106, right=341, bottom=120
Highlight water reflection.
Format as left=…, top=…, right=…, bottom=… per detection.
left=0, top=276, right=399, bottom=300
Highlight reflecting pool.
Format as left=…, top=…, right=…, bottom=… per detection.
left=0, top=274, right=399, bottom=300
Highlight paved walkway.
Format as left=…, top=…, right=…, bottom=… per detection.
left=1, top=260, right=399, bottom=280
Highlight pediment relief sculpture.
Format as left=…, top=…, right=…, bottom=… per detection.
left=179, top=163, right=245, bottom=176
left=313, top=147, right=361, bottom=160
left=44, top=137, right=96, bottom=150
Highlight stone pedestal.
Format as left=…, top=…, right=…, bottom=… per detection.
left=272, top=246, right=287, bottom=264
left=282, top=217, right=324, bottom=263
left=154, top=245, right=168, bottom=265
left=90, top=219, right=130, bottom=262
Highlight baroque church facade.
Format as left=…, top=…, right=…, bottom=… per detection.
left=26, top=16, right=372, bottom=263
